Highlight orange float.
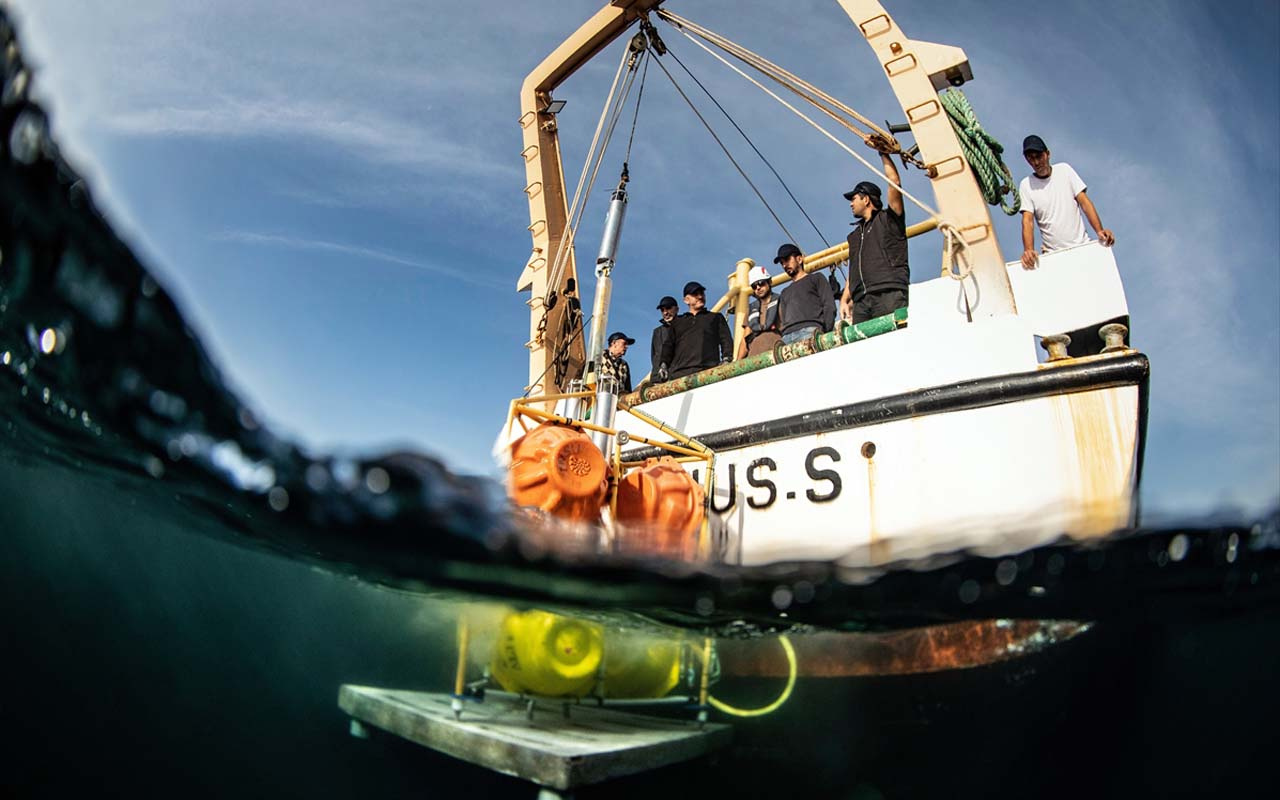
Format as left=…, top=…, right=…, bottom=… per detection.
left=507, top=422, right=610, bottom=522
left=614, top=456, right=705, bottom=559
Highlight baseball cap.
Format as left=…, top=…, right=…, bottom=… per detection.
left=842, top=181, right=882, bottom=201
left=1022, top=134, right=1048, bottom=153
left=747, top=265, right=771, bottom=285
left=772, top=243, right=802, bottom=264
left=655, top=295, right=678, bottom=310
left=682, top=281, right=706, bottom=296
left=607, top=331, right=635, bottom=345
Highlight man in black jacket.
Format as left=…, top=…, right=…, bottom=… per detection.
left=649, top=295, right=678, bottom=383
left=841, top=138, right=909, bottom=323
left=663, top=281, right=733, bottom=380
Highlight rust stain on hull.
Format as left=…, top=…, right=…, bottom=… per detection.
left=717, top=620, right=1089, bottom=678
left=1053, top=385, right=1137, bottom=539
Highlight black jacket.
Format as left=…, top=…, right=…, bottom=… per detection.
left=664, top=309, right=733, bottom=380
left=650, top=321, right=673, bottom=376
left=847, top=207, right=909, bottom=299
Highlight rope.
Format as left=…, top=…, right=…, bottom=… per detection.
left=939, top=89, right=1020, bottom=215
left=664, top=45, right=830, bottom=250
left=702, top=635, right=797, bottom=718
left=650, top=53, right=799, bottom=244
left=622, top=51, right=650, bottom=168
left=662, top=20, right=942, bottom=222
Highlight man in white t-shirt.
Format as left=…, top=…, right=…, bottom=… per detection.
left=1018, top=134, right=1115, bottom=269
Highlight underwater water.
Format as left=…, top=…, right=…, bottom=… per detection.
left=2, top=11, right=1278, bottom=799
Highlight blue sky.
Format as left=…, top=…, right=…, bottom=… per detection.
left=8, top=0, right=1278, bottom=516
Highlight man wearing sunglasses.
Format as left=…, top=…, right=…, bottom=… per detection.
left=735, top=265, right=781, bottom=359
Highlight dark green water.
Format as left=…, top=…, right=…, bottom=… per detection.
left=3, top=9, right=1278, bottom=797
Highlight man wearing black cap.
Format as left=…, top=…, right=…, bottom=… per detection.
left=840, top=139, right=909, bottom=324
left=775, top=243, right=834, bottom=344
left=600, top=331, right=635, bottom=394
left=1018, top=134, right=1115, bottom=270
left=664, top=281, right=733, bottom=380
left=649, top=295, right=678, bottom=383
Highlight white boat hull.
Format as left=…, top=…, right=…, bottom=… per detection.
left=619, top=243, right=1146, bottom=567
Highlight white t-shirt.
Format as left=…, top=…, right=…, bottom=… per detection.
left=1019, top=162, right=1090, bottom=252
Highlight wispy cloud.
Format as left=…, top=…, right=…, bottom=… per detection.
left=212, top=230, right=509, bottom=291
left=104, top=98, right=517, bottom=182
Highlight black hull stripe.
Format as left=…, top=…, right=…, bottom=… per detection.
left=623, top=352, right=1150, bottom=459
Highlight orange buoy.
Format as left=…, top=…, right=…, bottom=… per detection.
left=614, top=456, right=705, bottom=559
left=508, top=423, right=609, bottom=522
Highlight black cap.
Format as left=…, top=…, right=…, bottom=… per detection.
left=608, top=331, right=635, bottom=345
left=842, top=181, right=882, bottom=202
left=772, top=243, right=803, bottom=264
left=655, top=295, right=678, bottom=310
left=682, top=281, right=706, bottom=296
left=1022, top=134, right=1048, bottom=153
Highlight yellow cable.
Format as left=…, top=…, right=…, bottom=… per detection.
left=705, top=635, right=797, bottom=718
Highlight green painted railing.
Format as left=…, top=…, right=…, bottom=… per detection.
left=621, top=307, right=908, bottom=405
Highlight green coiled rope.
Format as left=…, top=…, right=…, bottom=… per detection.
left=939, top=89, right=1021, bottom=215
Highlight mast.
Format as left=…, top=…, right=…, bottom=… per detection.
left=518, top=0, right=1018, bottom=398
left=517, top=0, right=665, bottom=398
left=836, top=0, right=1017, bottom=317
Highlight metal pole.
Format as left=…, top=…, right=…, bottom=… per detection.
left=731, top=259, right=753, bottom=360
left=590, top=375, right=619, bottom=456
left=585, top=182, right=629, bottom=381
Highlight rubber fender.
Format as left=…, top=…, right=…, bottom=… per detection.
left=507, top=422, right=609, bottom=523
left=614, top=456, right=706, bottom=559
left=490, top=610, right=604, bottom=698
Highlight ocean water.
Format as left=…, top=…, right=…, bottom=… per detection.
left=3, top=13, right=1278, bottom=799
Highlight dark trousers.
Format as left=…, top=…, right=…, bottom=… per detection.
left=853, top=288, right=908, bottom=324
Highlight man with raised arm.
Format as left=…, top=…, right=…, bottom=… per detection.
left=1018, top=134, right=1115, bottom=270
left=841, top=136, right=909, bottom=324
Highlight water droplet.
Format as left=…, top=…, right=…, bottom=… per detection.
left=1226, top=533, right=1239, bottom=564
left=365, top=466, right=391, bottom=494
left=995, top=559, right=1018, bottom=586
left=694, top=595, right=714, bottom=616
left=9, top=108, right=47, bottom=165
left=332, top=459, right=359, bottom=490
left=1155, top=551, right=1169, bottom=568
left=268, top=486, right=289, bottom=512
left=793, top=580, right=815, bottom=604
left=958, top=579, right=981, bottom=604
left=179, top=433, right=199, bottom=457
left=1028, top=585, right=1047, bottom=597
left=144, top=456, right=164, bottom=478
left=2, top=68, right=29, bottom=105
left=140, top=276, right=158, bottom=298
left=305, top=463, right=330, bottom=492
left=770, top=585, right=793, bottom=610
left=40, top=387, right=50, bottom=403
left=1167, top=534, right=1189, bottom=562
left=39, top=328, right=56, bottom=354
left=1, top=351, right=9, bottom=365
left=1046, top=553, right=1066, bottom=575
